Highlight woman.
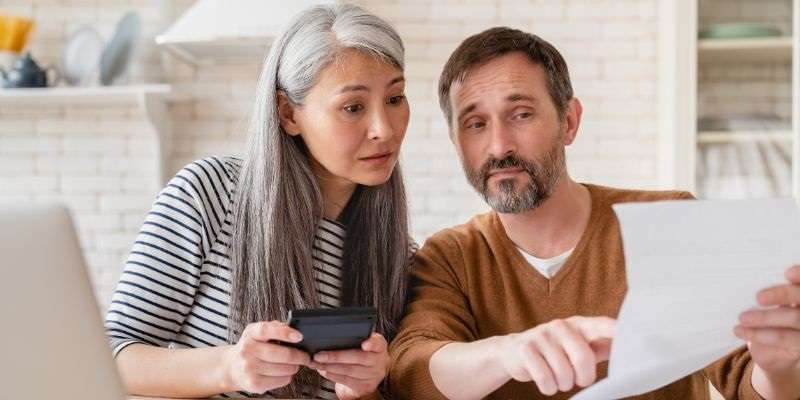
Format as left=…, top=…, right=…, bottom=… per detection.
left=104, top=4, right=412, bottom=399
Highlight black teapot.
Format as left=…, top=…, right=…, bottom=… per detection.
left=0, top=52, right=59, bottom=88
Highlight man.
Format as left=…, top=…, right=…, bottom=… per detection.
left=389, top=27, right=800, bottom=400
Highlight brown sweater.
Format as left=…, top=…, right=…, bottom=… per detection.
left=389, top=184, right=762, bottom=400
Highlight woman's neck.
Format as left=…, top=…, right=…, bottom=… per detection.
left=311, top=160, right=357, bottom=220
left=321, top=180, right=357, bottom=220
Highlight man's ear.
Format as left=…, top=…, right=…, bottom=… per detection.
left=277, top=90, right=302, bottom=137
left=561, top=97, right=583, bottom=146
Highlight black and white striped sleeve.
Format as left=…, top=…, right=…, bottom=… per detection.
left=104, top=158, right=233, bottom=356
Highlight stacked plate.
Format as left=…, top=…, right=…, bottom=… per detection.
left=60, top=11, right=141, bottom=86
left=699, top=22, right=782, bottom=39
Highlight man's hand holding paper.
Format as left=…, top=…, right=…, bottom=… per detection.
left=573, top=199, right=800, bottom=400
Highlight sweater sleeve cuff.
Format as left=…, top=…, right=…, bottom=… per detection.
left=392, top=338, right=454, bottom=400
left=739, top=361, right=766, bottom=400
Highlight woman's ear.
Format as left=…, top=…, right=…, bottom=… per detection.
left=277, top=90, right=302, bottom=137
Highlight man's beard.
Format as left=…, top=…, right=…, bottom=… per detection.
left=464, top=141, right=565, bottom=214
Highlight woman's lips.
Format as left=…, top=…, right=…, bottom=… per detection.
left=359, top=152, right=393, bottom=166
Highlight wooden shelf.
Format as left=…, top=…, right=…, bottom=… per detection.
left=697, top=130, right=794, bottom=144
left=0, top=84, right=172, bottom=106
left=698, top=37, right=793, bottom=63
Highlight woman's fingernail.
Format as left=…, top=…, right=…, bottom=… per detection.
left=290, top=332, right=303, bottom=342
left=315, top=353, right=328, bottom=362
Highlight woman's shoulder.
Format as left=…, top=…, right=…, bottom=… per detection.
left=179, top=155, right=241, bottom=183
left=160, top=156, right=242, bottom=218
left=171, top=156, right=241, bottom=192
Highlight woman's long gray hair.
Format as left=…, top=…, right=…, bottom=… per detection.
left=230, top=3, right=411, bottom=397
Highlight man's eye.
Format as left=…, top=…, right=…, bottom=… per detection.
left=515, top=112, right=532, bottom=120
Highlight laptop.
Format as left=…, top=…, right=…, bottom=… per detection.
left=0, top=204, right=127, bottom=399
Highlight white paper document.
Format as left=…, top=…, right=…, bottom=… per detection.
left=572, top=198, right=800, bottom=400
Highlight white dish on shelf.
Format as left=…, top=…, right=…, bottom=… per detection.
left=60, top=27, right=104, bottom=86
left=99, top=11, right=141, bottom=86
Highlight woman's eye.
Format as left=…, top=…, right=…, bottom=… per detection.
left=388, top=95, right=406, bottom=105
left=344, top=104, right=364, bottom=113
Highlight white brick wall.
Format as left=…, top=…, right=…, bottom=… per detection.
left=0, top=103, right=160, bottom=307
left=2, top=0, right=664, bottom=309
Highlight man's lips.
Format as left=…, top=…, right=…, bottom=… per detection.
left=487, top=167, right=523, bottom=178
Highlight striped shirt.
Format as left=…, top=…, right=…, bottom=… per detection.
left=105, top=156, right=344, bottom=399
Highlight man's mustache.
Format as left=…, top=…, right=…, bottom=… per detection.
left=478, top=155, right=536, bottom=186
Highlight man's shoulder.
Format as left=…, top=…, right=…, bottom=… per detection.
left=419, top=211, right=498, bottom=254
left=586, top=183, right=695, bottom=206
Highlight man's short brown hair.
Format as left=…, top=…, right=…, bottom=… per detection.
left=438, top=27, right=574, bottom=127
